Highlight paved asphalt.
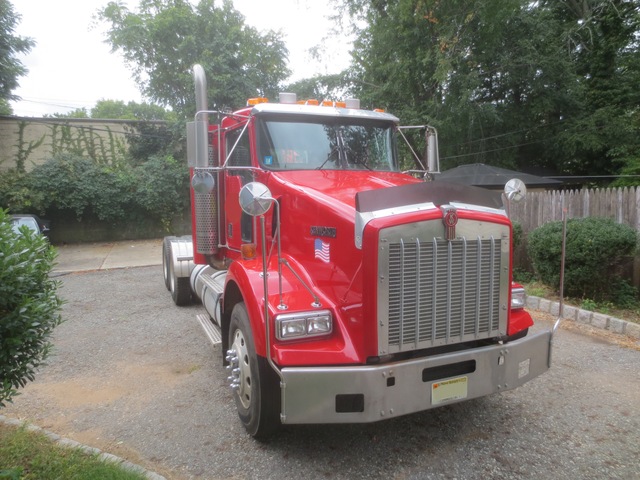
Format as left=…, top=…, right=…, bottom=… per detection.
left=2, top=264, right=638, bottom=480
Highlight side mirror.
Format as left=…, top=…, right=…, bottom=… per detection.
left=239, top=182, right=273, bottom=217
left=191, top=171, right=215, bottom=194
left=504, top=178, right=527, bottom=203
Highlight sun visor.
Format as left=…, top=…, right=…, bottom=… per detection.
left=355, top=181, right=503, bottom=212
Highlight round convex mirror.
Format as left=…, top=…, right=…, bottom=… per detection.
left=191, top=171, right=215, bottom=194
left=504, top=178, right=527, bottom=203
left=239, top=182, right=273, bottom=216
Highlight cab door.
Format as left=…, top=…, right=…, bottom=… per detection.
left=224, top=127, right=254, bottom=253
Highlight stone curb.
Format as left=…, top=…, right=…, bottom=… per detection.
left=0, top=415, right=166, bottom=480
left=526, top=295, right=640, bottom=340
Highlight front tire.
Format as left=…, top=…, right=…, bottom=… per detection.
left=227, top=302, right=280, bottom=439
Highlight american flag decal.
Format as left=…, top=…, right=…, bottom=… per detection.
left=314, top=239, right=330, bottom=263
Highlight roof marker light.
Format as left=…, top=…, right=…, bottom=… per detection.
left=247, top=97, right=268, bottom=106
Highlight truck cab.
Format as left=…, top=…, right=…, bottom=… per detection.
left=163, top=65, right=555, bottom=438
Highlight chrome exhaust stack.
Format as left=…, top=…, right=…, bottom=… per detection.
left=187, top=64, right=219, bottom=255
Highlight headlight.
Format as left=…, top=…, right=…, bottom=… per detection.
left=511, top=286, right=526, bottom=310
left=275, top=310, right=332, bottom=341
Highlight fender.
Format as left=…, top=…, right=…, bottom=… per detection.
left=224, top=254, right=365, bottom=366
left=224, top=258, right=270, bottom=357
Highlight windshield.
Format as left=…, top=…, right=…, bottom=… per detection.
left=256, top=117, right=398, bottom=171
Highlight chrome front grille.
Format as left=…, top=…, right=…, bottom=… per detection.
left=377, top=219, right=510, bottom=354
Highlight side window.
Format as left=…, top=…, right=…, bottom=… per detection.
left=226, top=128, right=252, bottom=171
left=225, top=127, right=253, bottom=243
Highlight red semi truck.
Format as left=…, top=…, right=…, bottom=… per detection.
left=163, top=64, right=555, bottom=438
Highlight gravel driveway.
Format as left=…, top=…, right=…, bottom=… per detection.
left=2, top=266, right=639, bottom=479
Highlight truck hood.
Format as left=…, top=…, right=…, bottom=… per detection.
left=268, top=170, right=420, bottom=213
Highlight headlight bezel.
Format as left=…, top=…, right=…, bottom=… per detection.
left=275, top=310, right=333, bottom=341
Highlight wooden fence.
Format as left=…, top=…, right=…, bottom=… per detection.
left=510, top=187, right=640, bottom=285
left=510, top=187, right=640, bottom=233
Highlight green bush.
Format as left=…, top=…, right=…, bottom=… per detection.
left=134, top=154, right=190, bottom=226
left=527, top=217, right=638, bottom=302
left=24, top=154, right=136, bottom=223
left=512, top=222, right=523, bottom=249
left=0, top=154, right=189, bottom=231
left=0, top=210, right=63, bottom=407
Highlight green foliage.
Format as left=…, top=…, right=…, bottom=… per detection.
left=0, top=424, right=147, bottom=479
left=512, top=222, right=523, bottom=249
left=0, top=153, right=189, bottom=228
left=91, top=99, right=174, bottom=121
left=527, top=217, right=638, bottom=302
left=285, top=73, right=353, bottom=102
left=513, top=267, right=535, bottom=284
left=14, top=121, right=45, bottom=173
left=134, top=154, right=190, bottom=227
left=334, top=0, right=640, bottom=180
left=125, top=122, right=182, bottom=165
left=48, top=108, right=89, bottom=119
left=0, top=169, right=32, bottom=213
left=98, top=0, right=291, bottom=117
left=0, top=209, right=63, bottom=407
left=580, top=298, right=598, bottom=311
left=47, top=123, right=128, bottom=167
left=0, top=1, right=35, bottom=103
left=23, top=154, right=136, bottom=222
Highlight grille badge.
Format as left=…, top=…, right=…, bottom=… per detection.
left=441, top=206, right=458, bottom=241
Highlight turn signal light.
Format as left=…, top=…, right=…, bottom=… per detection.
left=241, top=243, right=257, bottom=260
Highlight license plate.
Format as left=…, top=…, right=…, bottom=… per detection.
left=432, top=376, right=468, bottom=405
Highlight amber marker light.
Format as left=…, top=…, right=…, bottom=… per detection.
left=247, top=97, right=268, bottom=106
left=241, top=243, right=257, bottom=260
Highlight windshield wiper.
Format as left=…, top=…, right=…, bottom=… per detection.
left=316, top=147, right=338, bottom=170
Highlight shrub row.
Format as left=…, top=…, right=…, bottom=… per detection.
left=0, top=153, right=190, bottom=230
left=527, top=217, right=638, bottom=305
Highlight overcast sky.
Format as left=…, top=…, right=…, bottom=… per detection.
left=10, top=0, right=351, bottom=117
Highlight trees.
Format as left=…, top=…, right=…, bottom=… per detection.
left=98, top=0, right=290, bottom=118
left=0, top=0, right=35, bottom=115
left=335, top=0, right=640, bottom=180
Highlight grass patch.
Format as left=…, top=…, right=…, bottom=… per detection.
left=0, top=423, right=146, bottom=480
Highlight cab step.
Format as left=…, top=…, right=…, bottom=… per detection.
left=196, top=313, right=222, bottom=346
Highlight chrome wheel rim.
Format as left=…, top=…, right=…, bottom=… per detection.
left=230, top=328, right=252, bottom=409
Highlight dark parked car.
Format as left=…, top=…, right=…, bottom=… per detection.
left=10, top=214, right=50, bottom=236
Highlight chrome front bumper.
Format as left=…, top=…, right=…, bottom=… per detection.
left=279, top=329, right=552, bottom=424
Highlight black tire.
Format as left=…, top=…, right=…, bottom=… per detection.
left=162, top=237, right=174, bottom=291
left=228, top=302, right=280, bottom=439
left=169, top=256, right=191, bottom=306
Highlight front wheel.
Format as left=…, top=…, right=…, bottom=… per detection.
left=227, top=302, right=280, bottom=439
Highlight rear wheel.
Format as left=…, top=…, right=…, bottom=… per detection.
left=168, top=252, right=191, bottom=306
left=227, top=302, right=280, bottom=439
left=162, top=237, right=174, bottom=291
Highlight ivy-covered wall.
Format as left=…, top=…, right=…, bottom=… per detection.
left=0, top=116, right=165, bottom=172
